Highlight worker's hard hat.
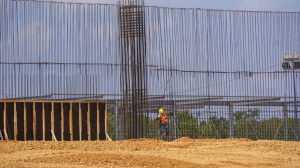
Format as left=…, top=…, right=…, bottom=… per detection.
left=159, top=108, right=164, bottom=114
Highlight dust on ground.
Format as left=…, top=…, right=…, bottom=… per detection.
left=0, top=137, right=300, bottom=168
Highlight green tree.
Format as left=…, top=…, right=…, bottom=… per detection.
left=208, top=116, right=229, bottom=138
left=106, top=106, right=162, bottom=140
left=141, top=114, right=159, bottom=138
left=107, top=111, right=116, bottom=140
left=255, top=117, right=300, bottom=141
left=234, top=108, right=260, bottom=140
left=176, top=111, right=198, bottom=138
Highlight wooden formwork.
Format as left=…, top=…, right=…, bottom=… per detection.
left=0, top=100, right=107, bottom=141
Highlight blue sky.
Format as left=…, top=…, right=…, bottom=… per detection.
left=54, top=0, right=300, bottom=12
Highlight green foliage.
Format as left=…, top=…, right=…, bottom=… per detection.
left=107, top=111, right=116, bottom=140
left=141, top=114, right=159, bottom=138
left=255, top=117, right=300, bottom=141
left=208, top=116, right=229, bottom=138
left=233, top=108, right=260, bottom=139
left=106, top=107, right=160, bottom=140
left=233, top=108, right=260, bottom=120
left=176, top=111, right=198, bottom=138
left=106, top=107, right=299, bottom=141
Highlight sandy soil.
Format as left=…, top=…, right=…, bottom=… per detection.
left=0, top=138, right=300, bottom=168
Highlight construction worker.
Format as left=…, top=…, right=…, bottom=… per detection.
left=157, top=108, right=169, bottom=136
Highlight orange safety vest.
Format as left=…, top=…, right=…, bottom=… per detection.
left=160, top=113, right=168, bottom=123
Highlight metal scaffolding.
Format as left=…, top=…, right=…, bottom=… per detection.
left=0, top=0, right=299, bottom=141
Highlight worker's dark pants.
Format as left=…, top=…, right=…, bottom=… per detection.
left=160, top=122, right=168, bottom=135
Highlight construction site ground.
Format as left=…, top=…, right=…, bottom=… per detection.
left=0, top=137, right=300, bottom=168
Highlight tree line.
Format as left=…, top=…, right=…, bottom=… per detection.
left=107, top=108, right=299, bottom=141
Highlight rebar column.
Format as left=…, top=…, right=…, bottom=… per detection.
left=119, top=0, right=147, bottom=139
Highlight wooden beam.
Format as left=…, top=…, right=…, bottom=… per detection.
left=33, top=102, right=36, bottom=141
left=14, top=102, right=17, bottom=140
left=105, top=133, right=112, bottom=141
left=51, top=102, right=54, bottom=141
left=87, top=103, right=91, bottom=141
left=42, top=103, right=45, bottom=141
left=97, top=103, right=100, bottom=140
left=61, top=103, right=64, bottom=141
left=69, top=103, right=73, bottom=141
left=0, top=100, right=107, bottom=103
left=79, top=103, right=82, bottom=141
left=3, top=103, right=7, bottom=140
left=3, top=129, right=9, bottom=140
left=51, top=130, right=57, bottom=141
left=24, top=103, right=27, bottom=141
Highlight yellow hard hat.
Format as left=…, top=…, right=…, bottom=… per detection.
left=159, top=108, right=164, bottom=114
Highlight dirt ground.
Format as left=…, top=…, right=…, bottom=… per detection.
left=0, top=138, right=300, bottom=168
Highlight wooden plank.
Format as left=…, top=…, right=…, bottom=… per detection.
left=51, top=130, right=57, bottom=141
left=33, top=102, right=36, bottom=141
left=79, top=103, right=82, bottom=141
left=42, top=103, right=45, bottom=141
left=69, top=103, right=73, bottom=141
left=51, top=102, right=54, bottom=141
left=3, top=102, right=8, bottom=140
left=61, top=103, right=64, bottom=141
left=87, top=103, right=91, bottom=141
left=3, top=129, right=9, bottom=140
left=97, top=103, right=100, bottom=140
left=3, top=102, right=7, bottom=135
left=106, top=133, right=112, bottom=141
left=24, top=103, right=27, bottom=141
left=14, top=102, right=17, bottom=140
left=0, top=100, right=107, bottom=104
